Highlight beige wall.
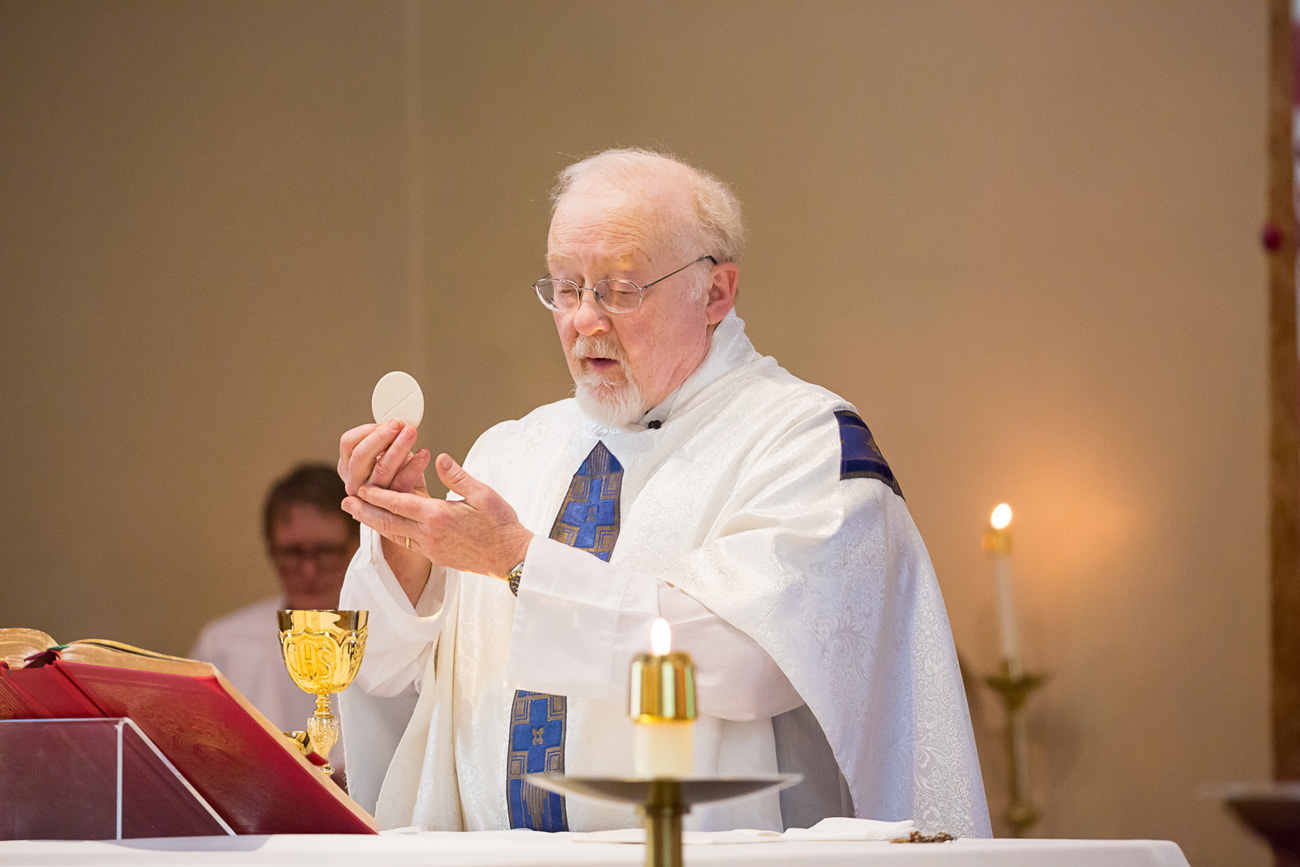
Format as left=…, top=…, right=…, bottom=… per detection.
left=0, top=2, right=1270, bottom=863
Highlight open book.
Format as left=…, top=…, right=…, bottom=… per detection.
left=0, top=627, right=377, bottom=836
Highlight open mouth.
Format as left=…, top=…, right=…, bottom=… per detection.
left=572, top=335, right=626, bottom=379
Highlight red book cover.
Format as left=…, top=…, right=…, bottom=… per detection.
left=0, top=659, right=103, bottom=719
left=0, top=629, right=377, bottom=836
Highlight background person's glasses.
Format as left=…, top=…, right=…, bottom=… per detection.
left=269, top=543, right=353, bottom=569
left=533, top=255, right=716, bottom=314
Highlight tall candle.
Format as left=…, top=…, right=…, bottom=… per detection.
left=984, top=504, right=1023, bottom=678
left=629, top=618, right=696, bottom=778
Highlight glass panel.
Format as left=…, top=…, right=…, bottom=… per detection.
left=0, top=717, right=232, bottom=840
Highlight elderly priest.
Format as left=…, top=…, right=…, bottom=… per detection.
left=335, top=147, right=990, bottom=838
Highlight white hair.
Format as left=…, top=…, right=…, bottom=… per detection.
left=551, top=147, right=746, bottom=270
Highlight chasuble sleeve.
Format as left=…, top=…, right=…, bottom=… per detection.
left=507, top=535, right=803, bottom=719
left=341, top=525, right=446, bottom=697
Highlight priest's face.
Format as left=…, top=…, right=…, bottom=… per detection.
left=547, top=187, right=730, bottom=427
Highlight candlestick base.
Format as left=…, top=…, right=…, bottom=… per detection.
left=984, top=661, right=1048, bottom=837
left=526, top=774, right=801, bottom=867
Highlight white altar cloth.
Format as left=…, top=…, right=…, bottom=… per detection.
left=0, top=830, right=1190, bottom=867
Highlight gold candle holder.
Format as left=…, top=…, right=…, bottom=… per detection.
left=629, top=651, right=697, bottom=778
left=629, top=619, right=697, bottom=779
left=984, top=660, right=1048, bottom=836
left=277, top=609, right=368, bottom=777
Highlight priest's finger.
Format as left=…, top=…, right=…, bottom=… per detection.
left=391, top=448, right=432, bottom=496
left=354, top=484, right=431, bottom=523
left=369, top=423, right=419, bottom=488
left=342, top=494, right=421, bottom=543
left=433, top=454, right=496, bottom=509
left=344, top=420, right=405, bottom=495
left=338, top=423, right=380, bottom=489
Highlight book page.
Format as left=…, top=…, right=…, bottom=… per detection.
left=0, top=628, right=56, bottom=666
left=56, top=641, right=216, bottom=678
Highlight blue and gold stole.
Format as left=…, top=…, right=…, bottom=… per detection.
left=506, top=441, right=623, bottom=831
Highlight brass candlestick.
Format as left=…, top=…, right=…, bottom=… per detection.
left=526, top=775, right=800, bottom=867
left=984, top=660, right=1047, bottom=836
left=277, top=609, right=368, bottom=776
left=642, top=779, right=689, bottom=867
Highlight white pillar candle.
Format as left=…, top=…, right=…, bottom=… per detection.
left=633, top=721, right=694, bottom=778
left=629, top=618, right=697, bottom=778
left=987, top=504, right=1023, bottom=678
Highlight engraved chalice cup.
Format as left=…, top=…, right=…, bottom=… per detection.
left=277, top=609, right=368, bottom=776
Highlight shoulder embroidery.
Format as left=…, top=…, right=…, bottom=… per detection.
left=835, top=410, right=903, bottom=498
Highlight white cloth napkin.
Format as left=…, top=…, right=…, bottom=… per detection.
left=571, top=829, right=781, bottom=845
left=570, top=817, right=916, bottom=845
left=781, top=817, right=916, bottom=841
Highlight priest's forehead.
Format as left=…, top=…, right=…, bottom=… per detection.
left=547, top=185, right=695, bottom=272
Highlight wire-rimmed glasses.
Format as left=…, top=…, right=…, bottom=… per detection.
left=533, top=255, right=717, bottom=314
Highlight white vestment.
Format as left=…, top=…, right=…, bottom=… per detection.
left=340, top=313, right=990, bottom=837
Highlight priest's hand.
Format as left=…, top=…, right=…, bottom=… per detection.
left=338, top=419, right=429, bottom=497
left=342, top=452, right=533, bottom=602
left=338, top=419, right=433, bottom=594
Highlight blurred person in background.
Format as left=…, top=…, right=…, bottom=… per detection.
left=190, top=463, right=358, bottom=736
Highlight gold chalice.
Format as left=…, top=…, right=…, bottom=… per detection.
left=277, top=609, right=368, bottom=776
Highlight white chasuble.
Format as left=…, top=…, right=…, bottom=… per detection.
left=340, top=312, right=990, bottom=838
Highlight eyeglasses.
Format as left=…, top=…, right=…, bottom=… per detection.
left=269, top=543, right=354, bottom=570
left=533, top=255, right=717, bottom=314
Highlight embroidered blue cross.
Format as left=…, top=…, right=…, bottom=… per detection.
left=505, top=691, right=568, bottom=831
left=506, top=441, right=623, bottom=831
left=547, top=441, right=621, bottom=561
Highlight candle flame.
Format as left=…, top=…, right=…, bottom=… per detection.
left=651, top=618, right=671, bottom=655
left=990, top=503, right=1012, bottom=530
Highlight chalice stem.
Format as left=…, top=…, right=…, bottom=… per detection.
left=308, top=694, right=339, bottom=775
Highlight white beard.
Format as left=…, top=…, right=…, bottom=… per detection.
left=570, top=335, right=648, bottom=428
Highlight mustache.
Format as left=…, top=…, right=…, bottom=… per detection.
left=571, top=334, right=627, bottom=365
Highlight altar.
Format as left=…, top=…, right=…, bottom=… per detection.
left=0, top=830, right=1190, bottom=867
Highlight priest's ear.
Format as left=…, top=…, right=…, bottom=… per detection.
left=705, top=260, right=739, bottom=325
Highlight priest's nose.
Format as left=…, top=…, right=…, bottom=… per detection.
left=571, top=290, right=611, bottom=336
